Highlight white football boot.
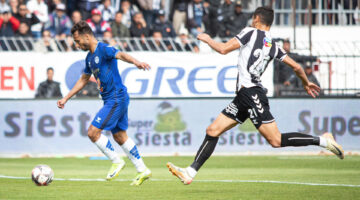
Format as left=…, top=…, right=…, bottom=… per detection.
left=322, top=132, right=344, bottom=159
left=167, top=162, right=193, bottom=185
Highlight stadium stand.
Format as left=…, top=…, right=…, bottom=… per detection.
left=0, top=0, right=359, bottom=96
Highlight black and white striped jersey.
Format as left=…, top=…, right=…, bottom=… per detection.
left=235, top=27, right=287, bottom=89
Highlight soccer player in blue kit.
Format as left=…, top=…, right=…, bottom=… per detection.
left=57, top=21, right=151, bottom=185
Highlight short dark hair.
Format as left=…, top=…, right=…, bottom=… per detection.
left=253, top=6, right=274, bottom=26
left=47, top=67, right=54, bottom=72
left=71, top=20, right=94, bottom=36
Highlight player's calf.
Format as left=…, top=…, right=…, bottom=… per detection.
left=280, top=132, right=320, bottom=147
left=280, top=132, right=344, bottom=159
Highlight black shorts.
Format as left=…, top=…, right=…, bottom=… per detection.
left=221, top=86, right=275, bottom=129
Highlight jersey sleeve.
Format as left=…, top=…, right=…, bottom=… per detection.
left=83, top=55, right=92, bottom=75
left=234, top=27, right=254, bottom=46
left=274, top=43, right=287, bottom=61
left=104, top=45, right=120, bottom=60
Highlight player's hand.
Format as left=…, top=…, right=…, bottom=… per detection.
left=135, top=61, right=151, bottom=71
left=304, top=82, right=320, bottom=98
left=57, top=98, right=68, bottom=109
left=197, top=33, right=211, bottom=43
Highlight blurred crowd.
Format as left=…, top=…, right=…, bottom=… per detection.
left=273, top=38, right=321, bottom=97
left=1, top=0, right=357, bottom=52
left=0, top=0, right=259, bottom=52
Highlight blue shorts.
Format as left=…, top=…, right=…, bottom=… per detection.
left=91, top=96, right=129, bottom=134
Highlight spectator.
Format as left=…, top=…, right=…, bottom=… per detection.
left=217, top=0, right=234, bottom=23
left=111, top=11, right=130, bottom=38
left=111, top=0, right=121, bottom=12
left=0, top=8, right=20, bottom=36
left=65, top=0, right=77, bottom=17
left=120, top=0, right=138, bottom=28
left=63, top=11, right=82, bottom=52
left=27, top=0, right=48, bottom=39
left=304, top=64, right=320, bottom=87
left=16, top=22, right=31, bottom=36
left=137, top=0, right=165, bottom=28
left=34, top=29, right=59, bottom=52
left=175, top=26, right=199, bottom=52
left=97, top=0, right=115, bottom=22
left=45, top=3, right=72, bottom=39
left=35, top=67, right=62, bottom=98
left=71, top=10, right=82, bottom=24
left=110, top=11, right=131, bottom=51
left=204, top=0, right=221, bottom=37
left=86, top=8, right=111, bottom=38
left=15, top=22, right=33, bottom=50
left=103, top=30, right=117, bottom=46
left=77, top=0, right=101, bottom=20
left=285, top=63, right=320, bottom=89
left=9, top=0, right=18, bottom=15
left=149, top=30, right=166, bottom=51
left=129, top=12, right=149, bottom=37
left=14, top=3, right=40, bottom=31
left=170, top=0, right=189, bottom=35
left=186, top=0, right=209, bottom=38
left=46, top=0, right=62, bottom=14
left=273, top=39, right=319, bottom=96
left=0, top=0, right=10, bottom=14
left=65, top=35, right=78, bottom=51
left=218, top=0, right=251, bottom=37
left=153, top=9, right=176, bottom=38
left=77, top=81, right=100, bottom=98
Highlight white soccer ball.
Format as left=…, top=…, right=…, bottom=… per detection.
left=31, top=165, right=54, bottom=186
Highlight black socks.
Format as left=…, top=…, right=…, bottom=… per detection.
left=189, top=132, right=319, bottom=171
left=190, top=134, right=219, bottom=171
left=281, top=132, right=320, bottom=147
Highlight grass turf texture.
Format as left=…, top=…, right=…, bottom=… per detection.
left=0, top=156, right=359, bottom=200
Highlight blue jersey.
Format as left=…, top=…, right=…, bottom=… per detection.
left=84, top=42, right=127, bottom=101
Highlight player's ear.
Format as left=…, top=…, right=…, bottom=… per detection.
left=84, top=34, right=90, bottom=41
left=253, top=15, right=260, bottom=24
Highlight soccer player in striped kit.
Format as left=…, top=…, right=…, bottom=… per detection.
left=167, top=6, right=344, bottom=185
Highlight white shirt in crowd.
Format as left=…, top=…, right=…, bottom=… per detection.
left=26, top=0, right=49, bottom=32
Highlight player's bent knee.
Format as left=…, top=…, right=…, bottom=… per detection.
left=87, top=127, right=100, bottom=142
left=112, top=131, right=128, bottom=145
left=206, top=126, right=220, bottom=137
left=87, top=131, right=96, bottom=142
left=268, top=138, right=281, bottom=148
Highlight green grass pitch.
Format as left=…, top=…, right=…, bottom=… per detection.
left=0, top=156, right=359, bottom=199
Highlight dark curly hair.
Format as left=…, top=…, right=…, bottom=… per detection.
left=71, top=20, right=94, bottom=36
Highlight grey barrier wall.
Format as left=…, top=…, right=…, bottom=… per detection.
left=0, top=98, right=359, bottom=157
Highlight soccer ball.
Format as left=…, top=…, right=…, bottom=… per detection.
left=31, top=165, right=54, bottom=186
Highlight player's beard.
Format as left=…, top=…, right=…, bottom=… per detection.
left=80, top=42, right=90, bottom=51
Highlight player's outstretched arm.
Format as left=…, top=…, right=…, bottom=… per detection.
left=197, top=33, right=240, bottom=55
left=115, top=52, right=151, bottom=70
left=57, top=74, right=91, bottom=109
left=282, top=56, right=320, bottom=98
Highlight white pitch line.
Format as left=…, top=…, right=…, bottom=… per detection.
left=1, top=175, right=359, bottom=188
